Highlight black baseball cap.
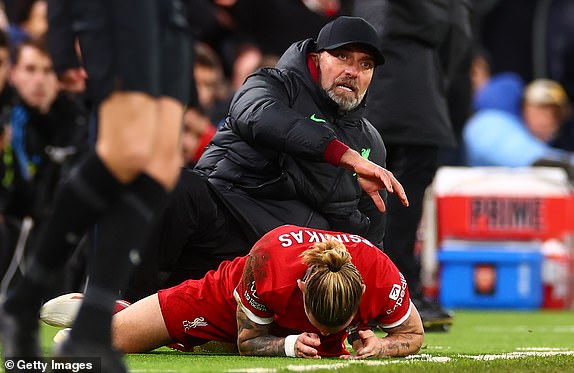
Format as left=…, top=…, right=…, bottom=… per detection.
left=315, top=16, right=385, bottom=65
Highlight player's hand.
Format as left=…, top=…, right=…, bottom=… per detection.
left=341, top=330, right=382, bottom=359
left=340, top=149, right=409, bottom=212
left=59, top=67, right=88, bottom=93
left=295, top=332, right=322, bottom=359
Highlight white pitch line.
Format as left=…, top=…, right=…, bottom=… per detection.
left=227, top=354, right=449, bottom=372
left=475, top=326, right=574, bottom=333
left=406, top=354, right=452, bottom=363
left=226, top=349, right=574, bottom=372
left=285, top=362, right=350, bottom=371
left=458, top=350, right=574, bottom=361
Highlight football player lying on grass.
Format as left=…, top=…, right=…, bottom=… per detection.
left=49, top=225, right=424, bottom=358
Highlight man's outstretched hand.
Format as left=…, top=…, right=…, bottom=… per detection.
left=339, top=148, right=409, bottom=212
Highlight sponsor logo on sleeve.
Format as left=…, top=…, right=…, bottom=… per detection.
left=386, top=273, right=408, bottom=315
left=243, top=280, right=267, bottom=312
left=389, top=284, right=402, bottom=301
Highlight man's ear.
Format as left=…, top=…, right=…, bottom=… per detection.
left=361, top=284, right=366, bottom=295
left=297, top=279, right=306, bottom=292
left=310, top=52, right=319, bottom=66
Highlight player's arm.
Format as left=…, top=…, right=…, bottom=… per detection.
left=345, top=305, right=424, bottom=359
left=236, top=305, right=282, bottom=355
left=235, top=252, right=321, bottom=358
left=236, top=306, right=321, bottom=358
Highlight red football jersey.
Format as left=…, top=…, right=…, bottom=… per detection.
left=160, top=225, right=412, bottom=355
left=234, top=225, right=412, bottom=355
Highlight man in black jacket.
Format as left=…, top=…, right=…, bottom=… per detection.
left=125, top=16, right=409, bottom=301
left=353, top=0, right=473, bottom=330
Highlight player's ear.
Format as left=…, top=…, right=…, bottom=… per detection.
left=361, top=284, right=366, bottom=295
left=297, top=279, right=306, bottom=292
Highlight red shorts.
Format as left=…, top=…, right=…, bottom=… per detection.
left=158, top=278, right=238, bottom=349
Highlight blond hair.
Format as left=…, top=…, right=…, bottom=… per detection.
left=300, top=239, right=363, bottom=327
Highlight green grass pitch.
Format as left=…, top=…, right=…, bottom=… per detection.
left=2, top=309, right=573, bottom=372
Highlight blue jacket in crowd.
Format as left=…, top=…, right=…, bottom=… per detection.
left=463, top=73, right=571, bottom=167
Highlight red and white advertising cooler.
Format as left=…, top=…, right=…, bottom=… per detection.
left=432, top=167, right=574, bottom=309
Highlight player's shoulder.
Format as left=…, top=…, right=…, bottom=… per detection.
left=250, top=225, right=308, bottom=266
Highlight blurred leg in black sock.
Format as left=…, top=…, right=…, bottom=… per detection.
left=0, top=153, right=124, bottom=357
left=69, top=173, right=169, bottom=346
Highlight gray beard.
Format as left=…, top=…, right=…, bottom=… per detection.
left=316, top=57, right=365, bottom=112
left=325, top=88, right=363, bottom=112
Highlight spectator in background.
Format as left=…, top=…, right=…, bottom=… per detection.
left=229, top=47, right=279, bottom=93
left=353, top=0, right=473, bottom=331
left=180, top=43, right=224, bottom=168
left=10, top=38, right=57, bottom=115
left=472, top=0, right=574, bottom=151
left=229, top=44, right=262, bottom=93
left=230, top=48, right=279, bottom=92
left=3, top=38, right=89, bottom=299
left=192, top=41, right=280, bottom=129
left=9, top=39, right=88, bottom=224
left=0, top=28, right=27, bottom=280
left=193, top=42, right=229, bottom=126
left=217, top=47, right=279, bottom=127
left=181, top=106, right=216, bottom=168
left=6, top=0, right=47, bottom=53
left=464, top=73, right=574, bottom=174
left=186, top=0, right=339, bottom=91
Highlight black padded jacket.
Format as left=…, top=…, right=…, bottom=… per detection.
left=195, top=39, right=389, bottom=247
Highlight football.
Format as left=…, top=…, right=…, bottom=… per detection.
left=40, top=293, right=131, bottom=328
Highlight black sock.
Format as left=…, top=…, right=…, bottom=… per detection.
left=3, top=153, right=124, bottom=316
left=71, top=173, right=170, bottom=345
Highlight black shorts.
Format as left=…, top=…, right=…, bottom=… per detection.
left=70, top=0, right=191, bottom=105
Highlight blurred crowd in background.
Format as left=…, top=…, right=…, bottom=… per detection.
left=0, top=0, right=573, bottom=298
